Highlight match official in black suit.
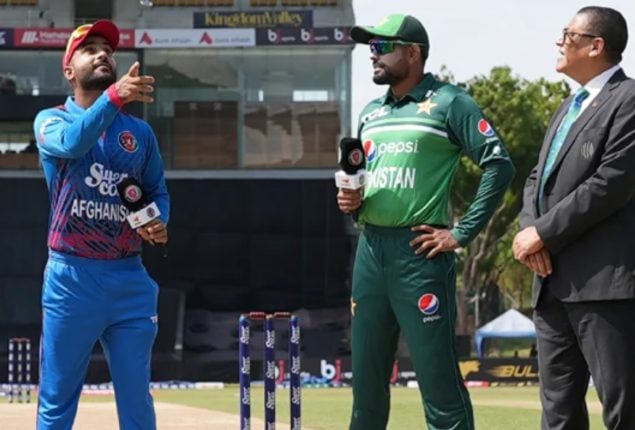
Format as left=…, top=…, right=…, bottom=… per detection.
left=513, top=6, right=635, bottom=430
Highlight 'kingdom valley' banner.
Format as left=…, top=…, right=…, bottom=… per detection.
left=256, top=27, right=353, bottom=45
left=194, top=10, right=313, bottom=28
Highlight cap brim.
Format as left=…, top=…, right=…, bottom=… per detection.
left=87, top=20, right=120, bottom=50
left=350, top=25, right=399, bottom=44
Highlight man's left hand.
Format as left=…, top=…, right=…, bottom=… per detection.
left=409, top=225, right=460, bottom=259
left=137, top=219, right=168, bottom=245
left=523, top=248, right=552, bottom=278
left=513, top=226, right=544, bottom=261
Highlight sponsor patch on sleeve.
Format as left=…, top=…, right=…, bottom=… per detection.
left=38, top=117, right=63, bottom=144
left=477, top=119, right=496, bottom=137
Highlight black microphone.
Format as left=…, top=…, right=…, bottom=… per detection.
left=117, top=177, right=167, bottom=257
left=335, top=137, right=366, bottom=189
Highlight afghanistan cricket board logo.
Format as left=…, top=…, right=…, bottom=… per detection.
left=118, top=131, right=139, bottom=153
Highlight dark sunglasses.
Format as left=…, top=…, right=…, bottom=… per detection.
left=369, top=39, right=424, bottom=56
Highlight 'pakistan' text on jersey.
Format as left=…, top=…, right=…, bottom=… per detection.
left=34, top=90, right=169, bottom=259
left=357, top=73, right=515, bottom=246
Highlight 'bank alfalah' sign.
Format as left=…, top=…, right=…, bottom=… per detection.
left=194, top=11, right=313, bottom=28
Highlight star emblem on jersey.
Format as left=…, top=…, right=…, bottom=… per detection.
left=417, top=99, right=437, bottom=115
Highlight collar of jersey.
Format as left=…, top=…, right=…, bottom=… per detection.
left=65, top=96, right=89, bottom=114
left=382, top=72, right=435, bottom=106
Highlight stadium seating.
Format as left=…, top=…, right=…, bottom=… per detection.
left=177, top=0, right=206, bottom=6
left=250, top=0, right=277, bottom=6
left=152, top=0, right=234, bottom=5
left=2, top=0, right=39, bottom=6
left=281, top=0, right=338, bottom=5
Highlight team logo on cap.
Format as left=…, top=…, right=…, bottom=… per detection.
left=71, top=24, right=91, bottom=40
left=118, top=131, right=138, bottom=153
left=63, top=24, right=93, bottom=66
left=477, top=119, right=496, bottom=137
left=418, top=293, right=439, bottom=315
left=376, top=16, right=390, bottom=27
left=363, top=139, right=377, bottom=162
left=66, top=24, right=91, bottom=49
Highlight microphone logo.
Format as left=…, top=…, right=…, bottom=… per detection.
left=123, top=184, right=142, bottom=204
left=348, top=148, right=364, bottom=168
left=335, top=137, right=367, bottom=190
left=117, top=177, right=161, bottom=229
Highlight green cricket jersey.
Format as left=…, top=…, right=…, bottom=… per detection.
left=358, top=73, right=515, bottom=246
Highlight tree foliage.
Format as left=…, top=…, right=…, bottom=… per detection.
left=440, top=66, right=570, bottom=332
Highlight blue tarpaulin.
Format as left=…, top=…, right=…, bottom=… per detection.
left=475, top=309, right=536, bottom=357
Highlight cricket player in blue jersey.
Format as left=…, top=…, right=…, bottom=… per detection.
left=33, top=20, right=169, bottom=430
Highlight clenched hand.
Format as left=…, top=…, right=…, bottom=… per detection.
left=337, top=188, right=363, bottom=214
left=136, top=219, right=168, bottom=245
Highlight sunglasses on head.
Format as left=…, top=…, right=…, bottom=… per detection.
left=369, top=39, right=424, bottom=55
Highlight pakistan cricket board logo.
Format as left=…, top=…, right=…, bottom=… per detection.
left=118, top=130, right=139, bottom=153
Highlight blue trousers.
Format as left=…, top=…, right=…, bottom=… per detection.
left=37, top=251, right=158, bottom=430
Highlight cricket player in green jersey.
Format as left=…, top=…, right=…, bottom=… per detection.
left=338, top=14, right=516, bottom=430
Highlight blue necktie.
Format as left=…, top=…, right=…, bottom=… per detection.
left=539, top=87, right=590, bottom=211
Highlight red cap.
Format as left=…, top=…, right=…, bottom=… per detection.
left=63, top=20, right=120, bottom=68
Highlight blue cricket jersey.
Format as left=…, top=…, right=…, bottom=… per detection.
left=33, top=86, right=170, bottom=259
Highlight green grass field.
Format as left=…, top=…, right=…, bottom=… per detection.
left=80, top=385, right=605, bottom=429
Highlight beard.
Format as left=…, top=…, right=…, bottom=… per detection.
left=79, top=69, right=116, bottom=91
left=372, top=64, right=405, bottom=86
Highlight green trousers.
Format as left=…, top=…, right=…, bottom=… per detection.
left=348, top=224, right=474, bottom=430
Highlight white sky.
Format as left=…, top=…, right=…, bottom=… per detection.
left=350, top=0, right=635, bottom=129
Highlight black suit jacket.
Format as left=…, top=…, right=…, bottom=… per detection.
left=520, top=68, right=635, bottom=307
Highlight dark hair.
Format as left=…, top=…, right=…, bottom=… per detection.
left=420, top=45, right=429, bottom=62
left=413, top=44, right=428, bottom=68
left=578, top=6, right=628, bottom=63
